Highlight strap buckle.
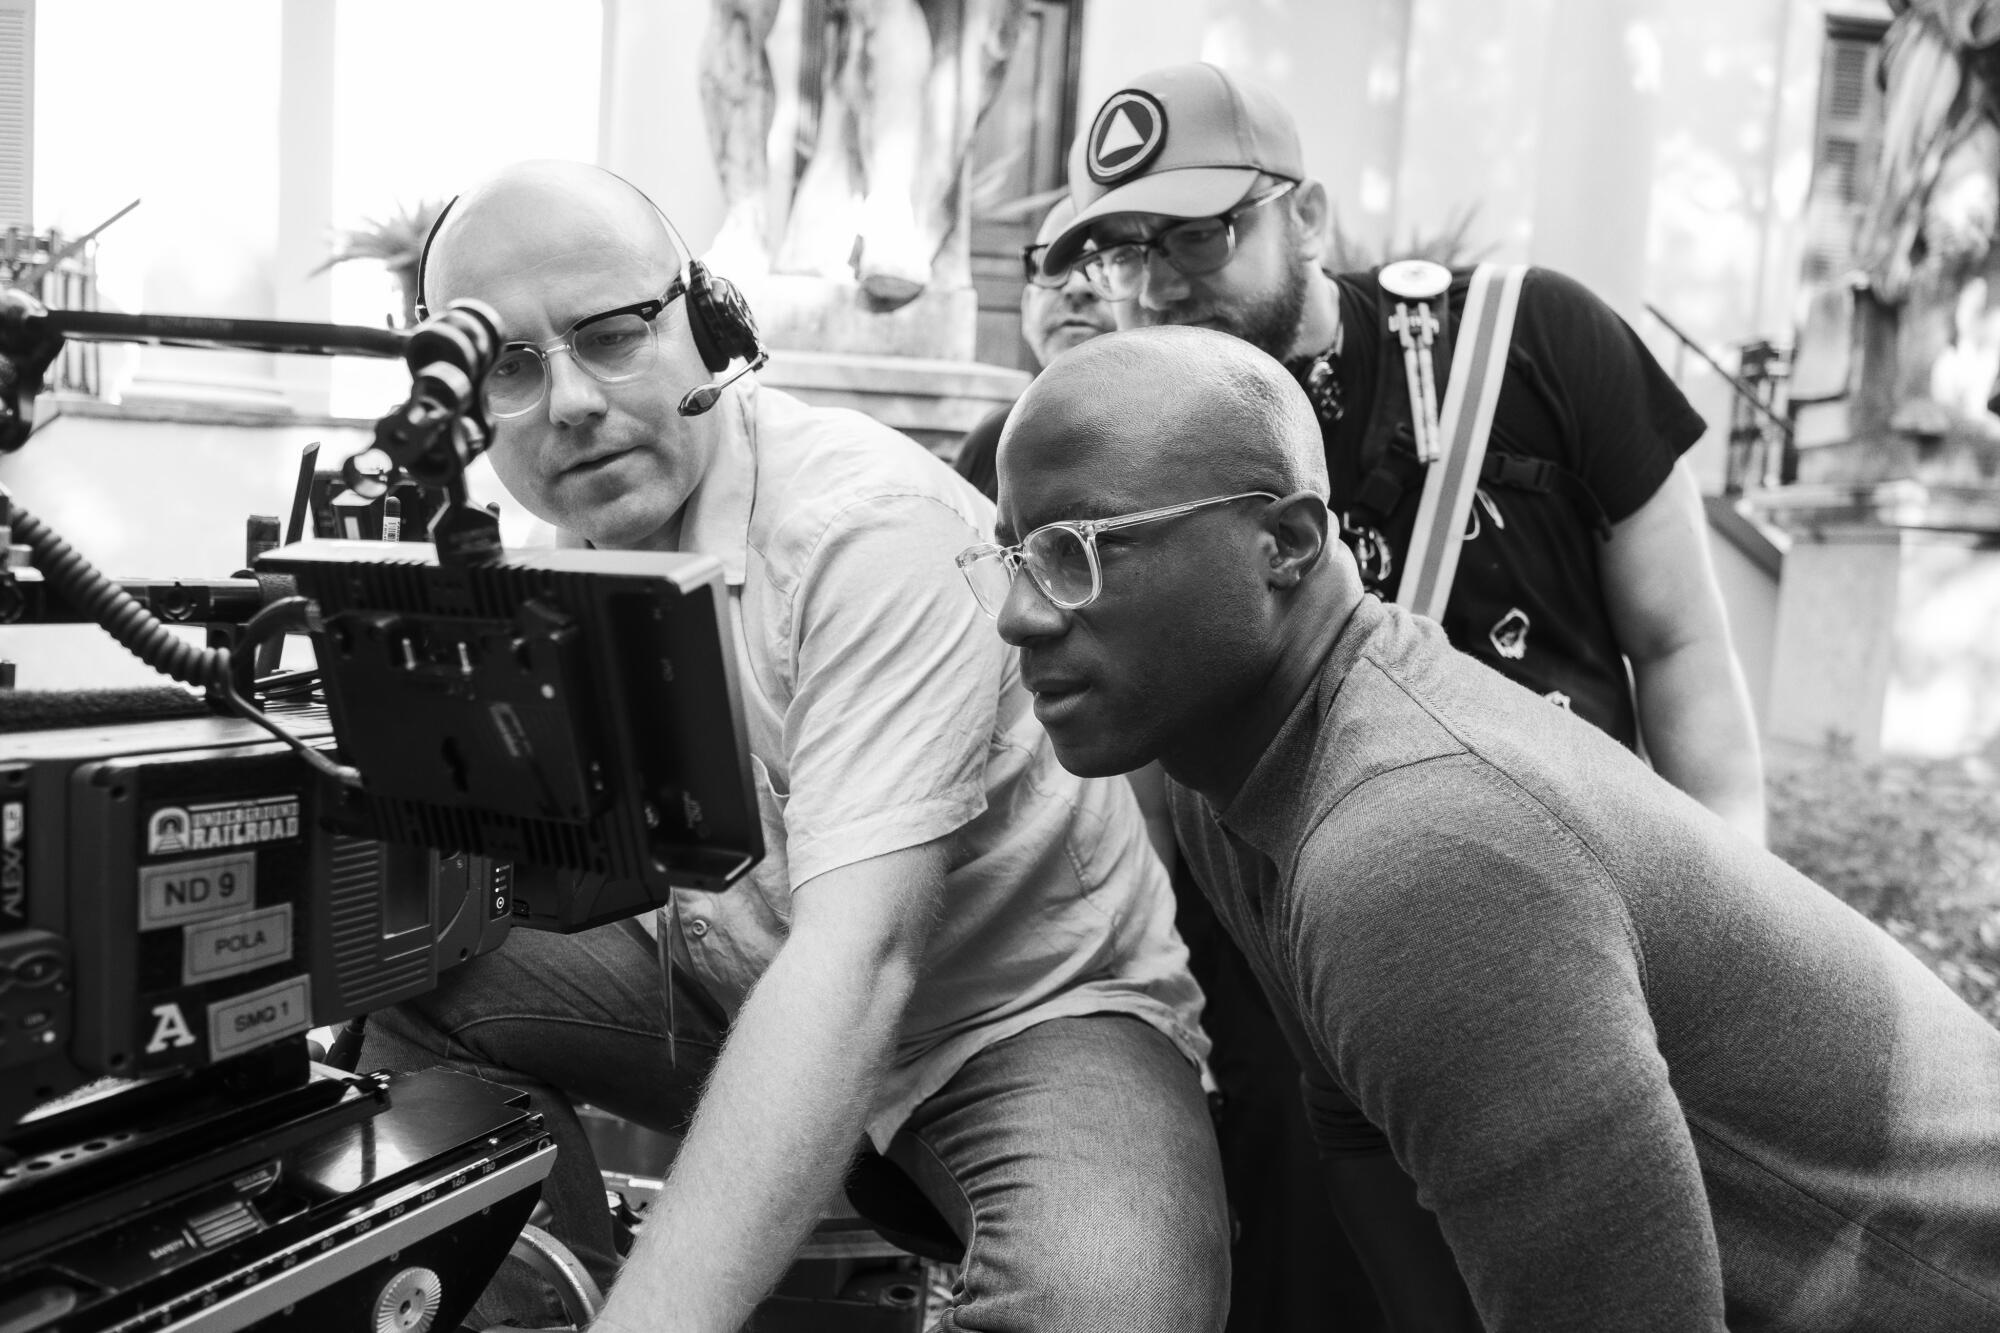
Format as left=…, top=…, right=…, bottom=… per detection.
left=1480, top=452, right=1556, bottom=493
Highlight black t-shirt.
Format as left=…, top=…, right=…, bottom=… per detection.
left=1313, top=266, right=1704, bottom=746
left=954, top=402, right=1010, bottom=501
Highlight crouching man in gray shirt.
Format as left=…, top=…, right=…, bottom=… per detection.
left=959, top=324, right=2000, bottom=1332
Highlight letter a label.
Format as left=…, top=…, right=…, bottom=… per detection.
left=147, top=1002, right=197, bottom=1053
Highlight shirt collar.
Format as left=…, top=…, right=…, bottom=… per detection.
left=672, top=380, right=758, bottom=588
left=1216, top=594, right=1384, bottom=862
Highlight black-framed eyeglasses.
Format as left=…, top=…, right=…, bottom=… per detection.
left=1075, top=180, right=1298, bottom=302
left=1021, top=242, right=1060, bottom=288
left=484, top=276, right=690, bottom=419
left=955, top=491, right=1278, bottom=617
left=1022, top=239, right=1099, bottom=290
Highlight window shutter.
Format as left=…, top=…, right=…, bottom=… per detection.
left=1803, top=16, right=1889, bottom=283
left=0, top=0, right=30, bottom=232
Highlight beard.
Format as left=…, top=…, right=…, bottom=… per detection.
left=1129, top=262, right=1311, bottom=361
left=1224, top=269, right=1311, bottom=360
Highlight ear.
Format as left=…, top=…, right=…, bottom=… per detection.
left=1289, top=180, right=1332, bottom=265
left=1018, top=284, right=1049, bottom=363
left=1264, top=491, right=1331, bottom=590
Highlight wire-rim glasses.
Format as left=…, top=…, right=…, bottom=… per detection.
left=955, top=491, right=1279, bottom=617
left=1075, top=180, right=1298, bottom=302
left=484, top=276, right=690, bottom=419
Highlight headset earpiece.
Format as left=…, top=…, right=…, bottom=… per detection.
left=413, top=197, right=458, bottom=324
left=682, top=260, right=765, bottom=374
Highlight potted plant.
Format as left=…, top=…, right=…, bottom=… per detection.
left=311, top=199, right=447, bottom=329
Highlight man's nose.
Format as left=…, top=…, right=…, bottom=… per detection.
left=1135, top=248, right=1192, bottom=311
left=545, top=349, right=609, bottom=426
left=996, top=566, right=1069, bottom=647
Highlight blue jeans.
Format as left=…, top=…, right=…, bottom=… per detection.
left=362, top=918, right=1231, bottom=1332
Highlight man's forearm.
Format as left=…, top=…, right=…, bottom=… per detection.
left=1632, top=639, right=1766, bottom=844
left=591, top=934, right=919, bottom=1333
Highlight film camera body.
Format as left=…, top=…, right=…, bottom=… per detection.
left=0, top=300, right=762, bottom=1333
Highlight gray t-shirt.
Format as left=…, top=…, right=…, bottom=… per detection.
left=1173, top=594, right=2000, bottom=1332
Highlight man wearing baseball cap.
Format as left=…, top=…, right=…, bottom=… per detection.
left=1042, top=64, right=1316, bottom=359
left=1037, top=61, right=1769, bottom=1324
left=954, top=194, right=1119, bottom=498
left=1042, top=60, right=1763, bottom=827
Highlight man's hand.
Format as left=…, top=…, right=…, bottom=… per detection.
left=589, top=838, right=949, bottom=1333
left=1600, top=460, right=1767, bottom=844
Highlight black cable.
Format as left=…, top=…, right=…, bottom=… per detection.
left=6, top=491, right=360, bottom=787
left=323, top=1015, right=369, bottom=1073
left=228, top=595, right=315, bottom=702
left=7, top=495, right=230, bottom=691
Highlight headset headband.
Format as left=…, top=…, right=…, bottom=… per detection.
left=414, top=169, right=697, bottom=321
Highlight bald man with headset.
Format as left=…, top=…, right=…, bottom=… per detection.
left=365, top=161, right=1229, bottom=1333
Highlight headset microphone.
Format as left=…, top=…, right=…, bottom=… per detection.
left=678, top=351, right=769, bottom=417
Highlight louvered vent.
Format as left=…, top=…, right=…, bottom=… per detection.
left=0, top=2, right=31, bottom=231
left=1825, top=40, right=1870, bottom=121
left=1803, top=19, right=1890, bottom=283
left=1822, top=139, right=1860, bottom=207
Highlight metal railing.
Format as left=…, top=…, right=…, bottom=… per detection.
left=4, top=226, right=107, bottom=398
left=1644, top=302, right=1797, bottom=496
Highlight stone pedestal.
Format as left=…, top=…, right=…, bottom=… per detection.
left=735, top=274, right=1029, bottom=458
left=1752, top=481, right=2000, bottom=759
left=741, top=274, right=981, bottom=363
left=759, top=349, right=1029, bottom=458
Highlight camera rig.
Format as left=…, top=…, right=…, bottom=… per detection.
left=0, top=296, right=763, bottom=1332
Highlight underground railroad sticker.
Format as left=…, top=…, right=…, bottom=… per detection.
left=147, top=796, right=301, bottom=856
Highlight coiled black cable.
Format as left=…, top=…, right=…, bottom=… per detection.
left=5, top=491, right=360, bottom=786
left=7, top=496, right=231, bottom=691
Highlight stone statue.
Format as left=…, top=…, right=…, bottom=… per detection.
left=700, top=0, right=1028, bottom=312
left=1849, top=0, right=2000, bottom=463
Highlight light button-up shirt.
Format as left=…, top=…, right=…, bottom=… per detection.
left=644, top=381, right=1206, bottom=1149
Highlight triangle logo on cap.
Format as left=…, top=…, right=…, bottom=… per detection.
left=1088, top=90, right=1168, bottom=186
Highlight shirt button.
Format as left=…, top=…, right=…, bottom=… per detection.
left=688, top=919, right=709, bottom=938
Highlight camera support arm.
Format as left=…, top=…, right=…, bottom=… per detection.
left=0, top=294, right=506, bottom=566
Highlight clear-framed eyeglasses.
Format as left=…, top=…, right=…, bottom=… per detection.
left=1074, top=180, right=1298, bottom=303
left=955, top=491, right=1278, bottom=618
left=483, top=275, right=691, bottom=419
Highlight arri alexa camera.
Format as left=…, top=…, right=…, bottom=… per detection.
left=0, top=296, right=762, bottom=1332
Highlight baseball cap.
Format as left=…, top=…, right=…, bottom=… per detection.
left=1036, top=193, right=1080, bottom=247
left=1022, top=194, right=1084, bottom=287
left=1041, top=63, right=1304, bottom=274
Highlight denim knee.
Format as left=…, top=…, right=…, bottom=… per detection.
left=937, top=1221, right=1229, bottom=1333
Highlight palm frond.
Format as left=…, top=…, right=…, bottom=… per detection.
left=1328, top=203, right=1494, bottom=273
left=309, top=198, right=449, bottom=277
